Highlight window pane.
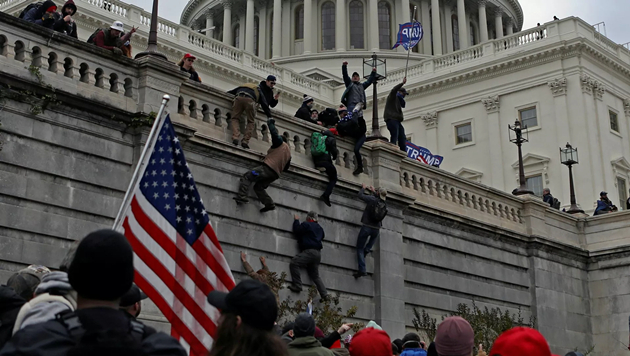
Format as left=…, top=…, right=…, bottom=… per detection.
left=526, top=175, right=543, bottom=197
left=469, top=23, right=475, bottom=45
left=378, top=2, right=390, bottom=49
left=519, top=107, right=538, bottom=128
left=456, top=123, right=472, bottom=144
left=233, top=25, right=240, bottom=48
left=452, top=15, right=459, bottom=51
left=610, top=111, right=619, bottom=132
left=349, top=1, right=364, bottom=49
left=295, top=5, right=304, bottom=40
left=322, top=2, right=335, bottom=50
left=618, top=177, right=627, bottom=209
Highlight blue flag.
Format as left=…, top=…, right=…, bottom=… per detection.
left=406, top=142, right=443, bottom=167
left=392, top=21, right=423, bottom=50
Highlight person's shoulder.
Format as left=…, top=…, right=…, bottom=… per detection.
left=141, top=331, right=187, bottom=356
left=7, top=319, right=74, bottom=352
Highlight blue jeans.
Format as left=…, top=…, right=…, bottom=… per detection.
left=356, top=226, right=380, bottom=273
left=386, top=120, right=407, bottom=152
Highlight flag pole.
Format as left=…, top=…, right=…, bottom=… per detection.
left=113, top=95, right=171, bottom=229
left=404, top=6, right=417, bottom=78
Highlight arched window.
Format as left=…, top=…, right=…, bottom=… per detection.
left=378, top=2, right=391, bottom=49
left=295, top=5, right=304, bottom=40
left=254, top=16, right=260, bottom=56
left=321, top=2, right=335, bottom=50
left=452, top=14, right=459, bottom=51
left=269, top=12, right=274, bottom=57
left=233, top=24, right=240, bottom=48
left=349, top=0, right=364, bottom=49
left=469, top=22, right=476, bottom=45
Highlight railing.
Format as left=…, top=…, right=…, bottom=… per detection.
left=434, top=45, right=484, bottom=70
left=251, top=56, right=282, bottom=77
left=594, top=31, right=618, bottom=54
left=495, top=25, right=546, bottom=52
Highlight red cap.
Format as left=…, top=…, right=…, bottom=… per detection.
left=184, top=53, right=196, bottom=60
left=349, top=328, right=391, bottom=356
left=46, top=5, right=57, bottom=12
left=489, top=327, right=559, bottom=356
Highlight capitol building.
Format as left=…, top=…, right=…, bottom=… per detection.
left=1, top=0, right=630, bottom=214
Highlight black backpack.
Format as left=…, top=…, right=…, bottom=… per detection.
left=19, top=2, right=42, bottom=19
left=318, top=108, right=339, bottom=128
left=552, top=198, right=561, bottom=210
left=87, top=28, right=104, bottom=44
left=57, top=311, right=150, bottom=356
left=367, top=199, right=388, bottom=223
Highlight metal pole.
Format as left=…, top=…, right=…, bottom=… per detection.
left=404, top=6, right=418, bottom=78
left=512, top=126, right=533, bottom=196
left=567, top=164, right=584, bottom=214
left=371, top=80, right=381, bottom=137
left=135, top=0, right=168, bottom=60
left=113, top=95, right=171, bottom=229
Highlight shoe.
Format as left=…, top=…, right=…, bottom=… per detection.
left=321, top=194, right=331, bottom=207
left=232, top=139, right=239, bottom=146
left=353, top=272, right=367, bottom=279
left=364, top=249, right=372, bottom=257
left=260, top=205, right=276, bottom=213
left=241, top=142, right=250, bottom=149
left=233, top=197, right=249, bottom=204
left=353, top=167, right=363, bottom=176
left=288, top=284, right=302, bottom=293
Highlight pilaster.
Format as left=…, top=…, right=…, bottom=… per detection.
left=482, top=95, right=505, bottom=188
left=421, top=111, right=438, bottom=152
left=624, top=99, right=630, bottom=117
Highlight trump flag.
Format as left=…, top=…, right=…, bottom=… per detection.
left=392, top=21, right=423, bottom=50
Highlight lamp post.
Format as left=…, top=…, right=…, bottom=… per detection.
left=363, top=52, right=387, bottom=141
left=135, top=0, right=168, bottom=60
left=508, top=119, right=534, bottom=196
left=560, top=143, right=584, bottom=214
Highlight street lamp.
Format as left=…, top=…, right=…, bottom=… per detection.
left=135, top=0, right=168, bottom=60
left=508, top=119, right=534, bottom=196
left=560, top=143, right=584, bottom=214
left=363, top=52, right=387, bottom=141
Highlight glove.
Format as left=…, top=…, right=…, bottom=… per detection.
left=267, top=118, right=274, bottom=125
left=112, top=47, right=123, bottom=56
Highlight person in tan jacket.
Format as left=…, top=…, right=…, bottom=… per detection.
left=234, top=118, right=291, bottom=212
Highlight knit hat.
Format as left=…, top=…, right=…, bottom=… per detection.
left=303, top=95, right=314, bottom=103
left=62, top=0, right=77, bottom=15
left=348, top=327, right=391, bottom=356
left=68, top=229, right=134, bottom=301
left=489, top=327, right=560, bottom=356
left=314, top=326, right=325, bottom=339
left=401, top=332, right=421, bottom=349
left=293, top=313, right=316, bottom=338
left=435, top=316, right=474, bottom=356
left=7, top=265, right=51, bottom=300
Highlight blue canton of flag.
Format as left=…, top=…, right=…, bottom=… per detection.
left=392, top=21, right=423, bottom=50
left=139, top=115, right=208, bottom=243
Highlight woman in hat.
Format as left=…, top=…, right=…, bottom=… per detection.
left=177, top=53, right=201, bottom=83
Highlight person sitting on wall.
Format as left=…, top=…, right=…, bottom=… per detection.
left=542, top=188, right=554, bottom=208
left=91, top=21, right=137, bottom=56
left=53, top=0, right=78, bottom=38
left=259, top=75, right=280, bottom=108
left=295, top=95, right=320, bottom=125
left=177, top=53, right=201, bottom=82
left=384, top=77, right=408, bottom=152
left=22, top=1, right=58, bottom=29
left=594, top=191, right=617, bottom=215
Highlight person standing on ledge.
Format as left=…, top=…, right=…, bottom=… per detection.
left=354, top=184, right=387, bottom=279
left=288, top=212, right=328, bottom=302
left=227, top=82, right=273, bottom=149
left=340, top=61, right=377, bottom=176
left=234, top=118, right=291, bottom=212
left=259, top=75, right=280, bottom=108
left=177, top=53, right=201, bottom=82
left=384, top=77, right=408, bottom=152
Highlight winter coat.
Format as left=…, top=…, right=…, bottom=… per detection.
left=93, top=29, right=132, bottom=51
left=319, top=330, right=341, bottom=348
left=288, top=336, right=335, bottom=356
left=594, top=199, right=615, bottom=215
left=0, top=286, right=26, bottom=350
left=23, top=0, right=57, bottom=29
left=384, top=82, right=406, bottom=122
left=359, top=187, right=384, bottom=228
left=259, top=80, right=279, bottom=108
left=340, top=64, right=376, bottom=113
left=312, top=130, right=338, bottom=165
left=13, top=271, right=77, bottom=334
left=281, top=331, right=294, bottom=345
left=180, top=66, right=201, bottom=82
left=332, top=349, right=349, bottom=356
left=227, top=84, right=273, bottom=117
left=295, top=103, right=316, bottom=124
left=401, top=348, right=428, bottom=356
left=293, top=220, right=325, bottom=251
left=0, top=308, right=187, bottom=356
left=263, top=120, right=291, bottom=176
left=52, top=0, right=78, bottom=38
left=542, top=193, right=554, bottom=207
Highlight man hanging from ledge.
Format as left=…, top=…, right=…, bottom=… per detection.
left=234, top=118, right=291, bottom=212
left=228, top=81, right=273, bottom=149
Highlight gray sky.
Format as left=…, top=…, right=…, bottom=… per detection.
left=132, top=0, right=630, bottom=44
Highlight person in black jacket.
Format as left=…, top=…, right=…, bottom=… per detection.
left=177, top=53, right=201, bottom=82
left=354, top=184, right=387, bottom=278
left=542, top=188, right=554, bottom=208
left=53, top=0, right=78, bottom=38
left=288, top=212, right=328, bottom=301
left=295, top=95, right=317, bottom=124
left=0, top=286, right=26, bottom=350
left=312, top=130, right=338, bottom=207
left=259, top=75, right=280, bottom=108
left=22, top=1, right=57, bottom=29
left=227, top=83, right=273, bottom=149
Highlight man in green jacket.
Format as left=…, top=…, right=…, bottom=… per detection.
left=384, top=77, right=408, bottom=152
left=288, top=313, right=334, bottom=356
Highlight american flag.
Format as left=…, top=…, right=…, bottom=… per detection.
left=117, top=114, right=235, bottom=356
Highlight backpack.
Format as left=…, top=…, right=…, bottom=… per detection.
left=19, top=2, right=42, bottom=19
left=367, top=199, right=388, bottom=223
left=310, top=132, right=328, bottom=157
left=87, top=28, right=103, bottom=44
left=318, top=108, right=339, bottom=128
left=552, top=198, right=560, bottom=209
left=336, top=112, right=358, bottom=137
left=57, top=311, right=149, bottom=356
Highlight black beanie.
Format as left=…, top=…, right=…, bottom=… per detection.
left=68, top=229, right=134, bottom=301
left=293, top=313, right=316, bottom=338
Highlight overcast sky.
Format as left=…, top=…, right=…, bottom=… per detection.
left=132, top=0, right=630, bottom=44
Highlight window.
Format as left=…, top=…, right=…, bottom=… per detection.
left=526, top=175, right=544, bottom=197
left=610, top=111, right=619, bottom=132
left=470, top=22, right=476, bottom=45
left=233, top=24, right=240, bottom=48
left=378, top=2, right=391, bottom=49
left=455, top=123, right=472, bottom=144
left=618, top=177, right=627, bottom=209
left=321, top=2, right=335, bottom=50
left=452, top=15, right=459, bottom=51
left=295, top=5, right=304, bottom=40
left=519, top=107, right=538, bottom=128
left=254, top=16, right=259, bottom=56
left=349, top=0, right=364, bottom=49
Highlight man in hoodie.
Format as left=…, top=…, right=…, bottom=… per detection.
left=295, top=96, right=319, bottom=124
left=234, top=118, right=291, bottom=212
left=384, top=77, right=408, bottom=152
left=311, top=129, right=338, bottom=207
left=228, top=82, right=274, bottom=149
left=288, top=313, right=334, bottom=356
left=400, top=333, right=427, bottom=356
left=259, top=75, right=280, bottom=108
left=53, top=0, right=78, bottom=38
left=288, top=212, right=328, bottom=301
left=22, top=1, right=58, bottom=29
left=354, top=184, right=387, bottom=278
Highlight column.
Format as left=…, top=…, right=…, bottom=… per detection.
left=421, top=0, right=432, bottom=54
left=482, top=95, right=506, bottom=189
left=444, top=3, right=453, bottom=53
left=222, top=1, right=232, bottom=45
left=245, top=0, right=255, bottom=53
left=430, top=0, right=442, bottom=54
left=506, top=19, right=513, bottom=35
left=272, top=0, right=282, bottom=58
left=205, top=11, right=214, bottom=39
left=336, top=0, right=347, bottom=51
left=303, top=0, right=313, bottom=54
left=421, top=112, right=438, bottom=152
left=258, top=1, right=268, bottom=58
left=478, top=0, right=488, bottom=42
left=239, top=15, right=246, bottom=49
left=281, top=0, right=291, bottom=56
left=548, top=78, right=572, bottom=207
left=400, top=0, right=411, bottom=53
left=494, top=10, right=503, bottom=39
left=369, top=0, right=380, bottom=51
left=456, top=0, right=468, bottom=49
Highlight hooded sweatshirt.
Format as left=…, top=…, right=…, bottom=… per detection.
left=0, top=286, right=26, bottom=350
left=53, top=0, right=78, bottom=38
left=288, top=336, right=335, bottom=356
left=23, top=0, right=57, bottom=29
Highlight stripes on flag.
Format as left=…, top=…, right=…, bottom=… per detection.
left=118, top=115, right=235, bottom=356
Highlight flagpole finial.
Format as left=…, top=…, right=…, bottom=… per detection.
left=162, top=94, right=171, bottom=102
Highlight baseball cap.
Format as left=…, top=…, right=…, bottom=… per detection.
left=435, top=316, right=474, bottom=356
left=489, top=327, right=560, bottom=356
left=207, top=279, right=277, bottom=331
left=600, top=191, right=607, bottom=196
left=7, top=265, right=51, bottom=300
left=110, top=21, right=124, bottom=32
left=399, top=88, right=408, bottom=95
left=267, top=75, right=277, bottom=81
left=348, top=327, right=392, bottom=356
left=120, top=284, right=148, bottom=307
left=184, top=53, right=196, bottom=60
